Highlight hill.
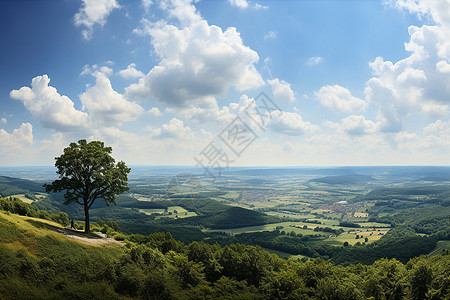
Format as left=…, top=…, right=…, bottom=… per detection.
left=0, top=207, right=449, bottom=299
left=309, top=174, right=374, bottom=185
left=0, top=176, right=45, bottom=197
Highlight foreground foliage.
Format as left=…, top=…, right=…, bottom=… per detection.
left=0, top=207, right=449, bottom=299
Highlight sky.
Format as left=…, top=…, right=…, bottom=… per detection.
left=0, top=0, right=450, bottom=168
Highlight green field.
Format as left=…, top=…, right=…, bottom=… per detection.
left=10, top=194, right=34, bottom=204
left=262, top=248, right=309, bottom=260
left=428, top=240, right=450, bottom=256
left=139, top=206, right=198, bottom=219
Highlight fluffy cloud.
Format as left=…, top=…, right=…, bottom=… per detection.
left=117, top=63, right=145, bottom=79
left=166, top=94, right=254, bottom=125
left=10, top=75, right=89, bottom=131
left=315, top=85, right=368, bottom=113
left=266, top=111, right=319, bottom=136
left=1, top=118, right=6, bottom=124
left=228, top=0, right=248, bottom=9
left=0, top=123, right=33, bottom=152
left=80, top=72, right=144, bottom=125
left=74, top=0, right=120, bottom=40
left=148, top=107, right=163, bottom=117
left=361, top=1, right=450, bottom=132
left=338, top=115, right=377, bottom=136
left=146, top=118, right=193, bottom=139
left=126, top=0, right=263, bottom=107
left=267, top=78, right=295, bottom=104
left=423, top=120, right=450, bottom=134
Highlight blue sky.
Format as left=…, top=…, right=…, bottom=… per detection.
left=1, top=0, right=449, bottom=167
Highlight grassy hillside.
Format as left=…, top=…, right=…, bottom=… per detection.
left=0, top=209, right=449, bottom=299
left=0, top=211, right=124, bottom=299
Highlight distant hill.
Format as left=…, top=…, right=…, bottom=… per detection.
left=309, top=174, right=374, bottom=185
left=168, top=199, right=279, bottom=229
left=0, top=176, right=45, bottom=197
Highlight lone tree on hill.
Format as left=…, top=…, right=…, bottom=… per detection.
left=45, top=140, right=130, bottom=233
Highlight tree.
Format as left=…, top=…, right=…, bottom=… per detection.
left=44, top=140, right=130, bottom=233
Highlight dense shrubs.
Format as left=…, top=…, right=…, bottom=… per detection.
left=0, top=197, right=69, bottom=227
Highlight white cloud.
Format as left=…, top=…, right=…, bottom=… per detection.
left=228, top=0, right=248, bottom=9
left=126, top=0, right=263, bottom=107
left=363, top=1, right=450, bottom=132
left=148, top=107, right=163, bottom=117
left=146, top=118, right=193, bottom=139
left=339, top=115, right=377, bottom=136
left=315, top=85, right=368, bottom=113
left=166, top=94, right=253, bottom=125
left=421, top=102, right=448, bottom=117
left=80, top=72, right=144, bottom=125
left=264, top=31, right=277, bottom=40
left=306, top=56, right=323, bottom=66
left=10, top=75, right=90, bottom=131
left=267, top=78, right=295, bottom=104
left=266, top=111, right=319, bottom=136
left=143, top=0, right=152, bottom=13
left=436, top=60, right=450, bottom=73
left=81, top=64, right=113, bottom=76
left=117, top=63, right=145, bottom=79
left=423, top=120, right=450, bottom=134
left=74, top=0, right=120, bottom=40
left=1, top=118, right=6, bottom=125
left=254, top=3, right=268, bottom=9
left=0, top=123, right=33, bottom=153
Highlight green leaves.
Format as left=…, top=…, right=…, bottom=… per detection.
left=45, top=139, right=130, bottom=232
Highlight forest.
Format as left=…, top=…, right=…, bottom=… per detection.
left=0, top=198, right=448, bottom=299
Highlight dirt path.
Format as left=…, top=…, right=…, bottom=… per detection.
left=52, top=226, right=125, bottom=246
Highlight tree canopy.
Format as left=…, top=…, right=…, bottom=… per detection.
left=45, top=139, right=130, bottom=233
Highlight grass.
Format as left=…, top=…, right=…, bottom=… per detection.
left=428, top=240, right=450, bottom=256
left=262, top=248, right=309, bottom=260
left=139, top=206, right=198, bottom=219
left=9, top=194, right=34, bottom=204
left=0, top=211, right=124, bottom=256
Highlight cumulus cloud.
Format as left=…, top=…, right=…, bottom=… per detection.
left=306, top=56, right=323, bottom=66
left=423, top=120, right=450, bottom=134
left=10, top=75, right=90, bottom=131
left=74, top=0, right=120, bottom=40
left=1, top=118, right=6, bottom=124
left=315, top=85, right=368, bottom=113
left=81, top=64, right=113, bottom=76
left=117, top=63, right=145, bottom=79
left=146, top=118, right=193, bottom=139
left=0, top=123, right=33, bottom=152
left=360, top=1, right=450, bottom=132
left=126, top=0, right=263, bottom=107
left=339, top=115, right=377, bottom=136
left=228, top=0, right=248, bottom=9
left=267, top=78, right=295, bottom=104
left=266, top=111, right=319, bottom=136
left=80, top=72, right=144, bottom=125
left=148, top=107, right=163, bottom=117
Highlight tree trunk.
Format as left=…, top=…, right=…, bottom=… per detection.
left=84, top=205, right=90, bottom=233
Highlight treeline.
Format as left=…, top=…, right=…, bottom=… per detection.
left=207, top=227, right=438, bottom=265
left=0, top=213, right=448, bottom=299
left=0, top=197, right=69, bottom=227
left=0, top=176, right=45, bottom=197
left=370, top=204, right=450, bottom=240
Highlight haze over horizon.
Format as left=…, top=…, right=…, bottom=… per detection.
left=1, top=0, right=450, bottom=167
